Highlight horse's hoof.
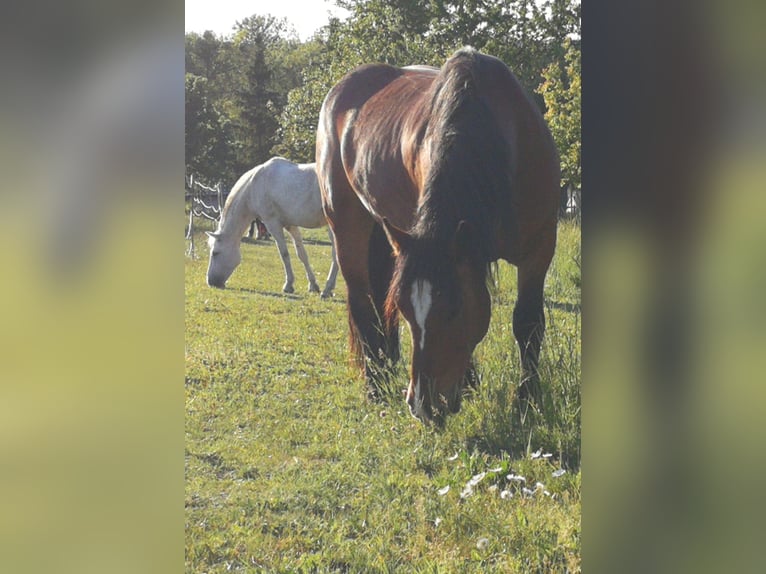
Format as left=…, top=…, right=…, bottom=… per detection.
left=308, top=283, right=321, bottom=293
left=283, top=285, right=295, bottom=294
left=320, top=290, right=333, bottom=299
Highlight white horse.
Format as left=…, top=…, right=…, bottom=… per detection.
left=206, top=157, right=338, bottom=297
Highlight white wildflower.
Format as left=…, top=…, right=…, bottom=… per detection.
left=506, top=473, right=526, bottom=483
left=467, top=472, right=487, bottom=487
left=447, top=453, right=459, bottom=461
left=476, top=537, right=489, bottom=550
left=531, top=448, right=542, bottom=459
left=437, top=485, right=450, bottom=496
left=500, top=490, right=513, bottom=500
left=552, top=469, right=567, bottom=478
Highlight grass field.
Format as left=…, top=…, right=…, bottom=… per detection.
left=185, top=218, right=581, bottom=572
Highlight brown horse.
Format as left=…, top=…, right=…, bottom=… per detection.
left=316, top=48, right=559, bottom=422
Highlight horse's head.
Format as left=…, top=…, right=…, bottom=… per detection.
left=206, top=231, right=241, bottom=289
left=383, top=219, right=491, bottom=422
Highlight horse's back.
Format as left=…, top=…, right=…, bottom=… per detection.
left=254, top=157, right=324, bottom=229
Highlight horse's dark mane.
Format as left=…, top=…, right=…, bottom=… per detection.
left=416, top=48, right=509, bottom=270
left=385, top=49, right=508, bottom=328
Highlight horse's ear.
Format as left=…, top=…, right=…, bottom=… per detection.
left=452, top=220, right=474, bottom=262
left=381, top=218, right=412, bottom=256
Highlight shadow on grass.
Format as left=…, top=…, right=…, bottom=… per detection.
left=188, top=451, right=236, bottom=479
left=240, top=237, right=270, bottom=246
left=229, top=287, right=303, bottom=300
left=300, top=237, right=333, bottom=247
left=455, top=367, right=581, bottom=471
left=226, top=285, right=347, bottom=305
left=319, top=294, right=347, bottom=305
left=240, top=236, right=333, bottom=247
left=548, top=300, right=581, bottom=314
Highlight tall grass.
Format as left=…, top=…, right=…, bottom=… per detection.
left=185, top=217, right=580, bottom=572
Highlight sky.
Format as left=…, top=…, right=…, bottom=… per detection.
left=185, top=0, right=350, bottom=40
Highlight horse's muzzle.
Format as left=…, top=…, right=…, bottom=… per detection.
left=206, top=276, right=226, bottom=289
left=406, top=380, right=427, bottom=421
left=407, top=375, right=463, bottom=422
left=406, top=376, right=438, bottom=423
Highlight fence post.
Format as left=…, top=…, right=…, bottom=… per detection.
left=186, top=173, right=225, bottom=257
left=186, top=204, right=196, bottom=257
left=186, top=175, right=195, bottom=257
left=217, top=183, right=223, bottom=223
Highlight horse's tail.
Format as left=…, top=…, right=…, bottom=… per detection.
left=368, top=223, right=400, bottom=365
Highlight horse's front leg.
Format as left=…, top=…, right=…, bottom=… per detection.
left=513, top=258, right=552, bottom=409
left=286, top=225, right=320, bottom=293
left=321, top=227, right=339, bottom=299
left=266, top=224, right=296, bottom=294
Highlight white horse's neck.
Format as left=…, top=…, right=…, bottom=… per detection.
left=217, top=173, right=258, bottom=241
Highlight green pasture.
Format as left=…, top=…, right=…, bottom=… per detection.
left=185, top=219, right=581, bottom=572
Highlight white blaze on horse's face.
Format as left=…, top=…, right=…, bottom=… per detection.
left=206, top=233, right=241, bottom=288
left=410, top=279, right=433, bottom=350
left=407, top=279, right=434, bottom=421
left=410, top=373, right=427, bottom=420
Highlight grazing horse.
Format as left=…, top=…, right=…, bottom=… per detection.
left=206, top=157, right=339, bottom=297
left=316, top=48, right=559, bottom=421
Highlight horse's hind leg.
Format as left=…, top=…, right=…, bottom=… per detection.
left=331, top=217, right=398, bottom=398
left=266, top=223, right=296, bottom=293
left=286, top=225, right=320, bottom=293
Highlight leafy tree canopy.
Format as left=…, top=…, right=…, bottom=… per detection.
left=186, top=0, right=580, bottom=192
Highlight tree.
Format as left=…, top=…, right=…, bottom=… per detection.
left=274, top=4, right=441, bottom=162
left=539, top=38, right=581, bottom=190
left=185, top=1, right=581, bottom=182
left=185, top=73, right=233, bottom=181
left=185, top=31, right=223, bottom=80
left=185, top=15, right=311, bottom=184
left=275, top=0, right=581, bottom=161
